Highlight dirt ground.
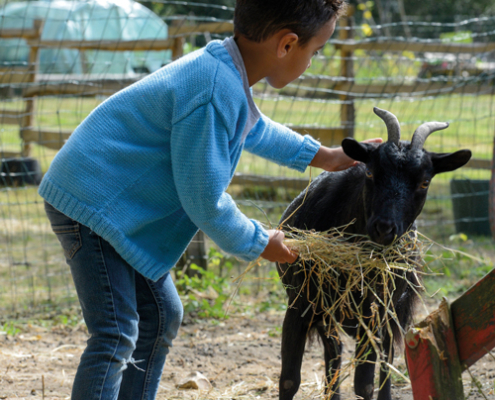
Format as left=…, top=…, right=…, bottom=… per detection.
left=1, top=302, right=494, bottom=400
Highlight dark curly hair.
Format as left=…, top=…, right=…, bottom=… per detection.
left=234, top=0, right=347, bottom=46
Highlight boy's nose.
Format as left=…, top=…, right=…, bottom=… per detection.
left=307, top=59, right=312, bottom=69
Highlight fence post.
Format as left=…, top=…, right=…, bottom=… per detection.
left=170, top=20, right=185, bottom=60
left=338, top=7, right=355, bottom=138
left=21, top=19, right=43, bottom=157
left=177, top=231, right=208, bottom=277
left=489, top=134, right=495, bottom=239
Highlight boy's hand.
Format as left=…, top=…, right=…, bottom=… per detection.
left=310, top=138, right=383, bottom=172
left=260, top=230, right=298, bottom=264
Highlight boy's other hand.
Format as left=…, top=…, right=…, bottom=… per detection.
left=260, top=229, right=298, bottom=264
left=310, top=138, right=383, bottom=172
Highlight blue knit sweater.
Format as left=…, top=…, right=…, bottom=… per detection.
left=39, top=39, right=320, bottom=281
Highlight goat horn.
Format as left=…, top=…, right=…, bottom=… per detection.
left=373, top=107, right=400, bottom=145
left=410, top=122, right=449, bottom=150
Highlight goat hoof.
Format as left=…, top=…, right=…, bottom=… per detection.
left=356, top=383, right=374, bottom=400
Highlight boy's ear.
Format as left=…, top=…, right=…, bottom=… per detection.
left=277, top=32, right=299, bottom=58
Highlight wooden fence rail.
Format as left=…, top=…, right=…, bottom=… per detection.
left=0, top=25, right=42, bottom=40
left=335, top=40, right=495, bottom=53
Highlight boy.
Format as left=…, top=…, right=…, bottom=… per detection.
left=40, top=0, right=377, bottom=399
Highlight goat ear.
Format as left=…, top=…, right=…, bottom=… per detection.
left=431, top=149, right=472, bottom=174
left=341, top=138, right=373, bottom=163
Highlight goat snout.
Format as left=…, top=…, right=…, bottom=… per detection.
left=370, top=219, right=398, bottom=245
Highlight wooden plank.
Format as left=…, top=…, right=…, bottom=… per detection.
left=22, top=21, right=43, bottom=156
left=405, top=298, right=465, bottom=400
left=0, top=28, right=40, bottom=40
left=334, top=40, right=495, bottom=54
left=0, top=68, right=31, bottom=84
left=332, top=82, right=494, bottom=96
left=465, top=158, right=491, bottom=170
left=23, top=81, right=125, bottom=97
left=0, top=110, right=24, bottom=125
left=338, top=14, right=355, bottom=138
left=490, top=136, right=495, bottom=240
left=28, top=38, right=176, bottom=51
left=231, top=174, right=309, bottom=191
left=290, top=126, right=347, bottom=147
left=0, top=151, right=22, bottom=158
left=172, top=37, right=184, bottom=60
left=177, top=231, right=208, bottom=273
left=170, top=21, right=233, bottom=36
left=451, top=267, right=495, bottom=368
left=282, top=76, right=494, bottom=98
left=3, top=71, right=143, bottom=85
left=34, top=73, right=141, bottom=82
left=21, top=128, right=72, bottom=150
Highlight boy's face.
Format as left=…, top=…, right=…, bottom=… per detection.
left=267, top=18, right=337, bottom=89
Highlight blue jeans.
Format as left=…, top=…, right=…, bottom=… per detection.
left=44, top=201, right=183, bottom=400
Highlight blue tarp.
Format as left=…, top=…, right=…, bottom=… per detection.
left=0, top=0, right=171, bottom=75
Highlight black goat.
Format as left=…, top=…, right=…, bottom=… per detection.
left=277, top=107, right=471, bottom=400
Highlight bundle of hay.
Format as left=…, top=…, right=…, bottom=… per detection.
left=281, top=224, right=431, bottom=345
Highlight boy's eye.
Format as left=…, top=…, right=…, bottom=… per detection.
left=313, top=50, right=320, bottom=57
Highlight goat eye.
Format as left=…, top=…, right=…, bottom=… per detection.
left=365, top=169, right=373, bottom=179
left=420, top=180, right=430, bottom=189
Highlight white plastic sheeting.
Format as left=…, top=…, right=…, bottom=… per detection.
left=0, top=0, right=171, bottom=75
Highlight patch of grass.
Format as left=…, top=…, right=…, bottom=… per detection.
left=0, top=321, right=21, bottom=337
left=0, top=306, right=84, bottom=335
left=267, top=325, right=283, bottom=338
left=423, top=234, right=495, bottom=299
left=388, top=364, right=410, bottom=387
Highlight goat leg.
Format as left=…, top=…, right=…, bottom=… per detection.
left=377, top=334, right=394, bottom=400
left=279, top=307, right=308, bottom=400
left=316, top=324, right=343, bottom=400
left=353, top=332, right=377, bottom=400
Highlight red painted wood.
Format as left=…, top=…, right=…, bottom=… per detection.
left=405, top=330, right=441, bottom=400
left=451, top=267, right=495, bottom=368
left=405, top=299, right=464, bottom=400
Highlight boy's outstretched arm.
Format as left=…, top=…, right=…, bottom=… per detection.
left=310, top=138, right=383, bottom=172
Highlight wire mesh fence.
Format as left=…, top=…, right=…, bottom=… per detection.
left=0, top=0, right=494, bottom=315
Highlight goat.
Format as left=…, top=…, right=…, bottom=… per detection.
left=277, top=107, right=472, bottom=400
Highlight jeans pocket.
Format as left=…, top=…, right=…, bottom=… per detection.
left=44, top=202, right=83, bottom=259
left=52, top=222, right=82, bottom=260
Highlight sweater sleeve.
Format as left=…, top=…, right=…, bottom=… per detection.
left=244, top=114, right=321, bottom=172
left=170, top=103, right=269, bottom=261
